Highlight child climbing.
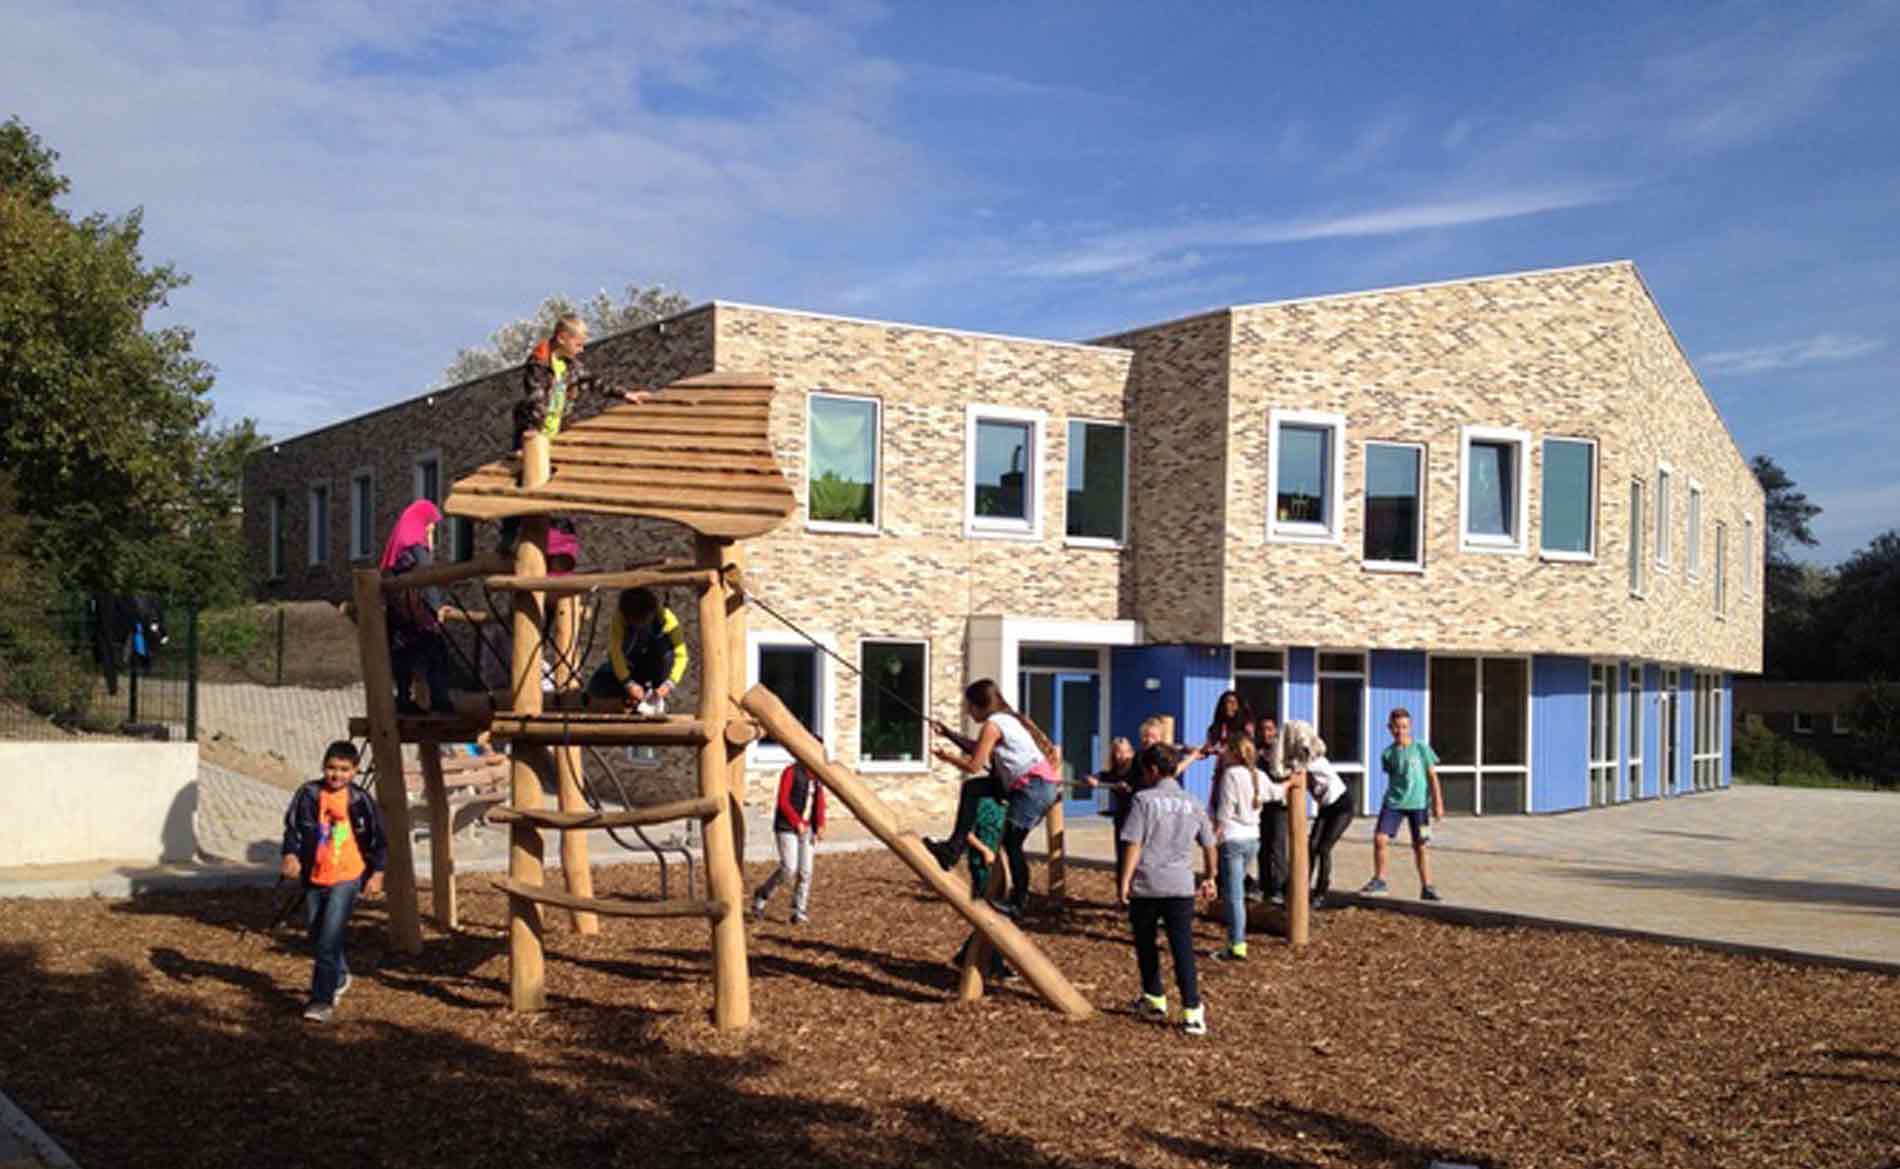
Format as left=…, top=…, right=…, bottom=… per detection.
left=587, top=587, right=688, bottom=713
left=1118, top=741, right=1217, bottom=1036
left=924, top=679, right=1062, bottom=916
left=381, top=498, right=455, bottom=714
left=751, top=745, right=827, bottom=924
left=949, top=782, right=1013, bottom=982
left=1363, top=707, right=1445, bottom=901
left=1087, top=736, right=1139, bottom=873
left=1208, top=734, right=1262, bottom=961
left=1280, top=719, right=1354, bottom=908
left=280, top=740, right=386, bottom=1024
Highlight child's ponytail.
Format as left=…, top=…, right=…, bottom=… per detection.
left=1236, top=735, right=1263, bottom=810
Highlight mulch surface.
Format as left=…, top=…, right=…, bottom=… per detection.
left=2, top=852, right=1896, bottom=1169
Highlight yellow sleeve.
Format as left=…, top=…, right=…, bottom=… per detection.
left=608, top=610, right=630, bottom=683
left=661, top=609, right=689, bottom=685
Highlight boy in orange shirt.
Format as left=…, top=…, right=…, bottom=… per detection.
left=280, top=741, right=387, bottom=1023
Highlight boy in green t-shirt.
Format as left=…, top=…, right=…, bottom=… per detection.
left=1361, top=707, right=1445, bottom=901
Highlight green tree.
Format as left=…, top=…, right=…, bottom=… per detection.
left=0, top=117, right=257, bottom=603
left=435, top=284, right=693, bottom=387
left=1826, top=531, right=1900, bottom=680
left=1751, top=455, right=1826, bottom=678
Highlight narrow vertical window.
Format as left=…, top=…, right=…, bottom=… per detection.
left=1628, top=479, right=1646, bottom=596
left=1540, top=437, right=1597, bottom=558
left=1714, top=521, right=1728, bottom=615
left=859, top=639, right=928, bottom=766
left=307, top=484, right=330, bottom=567
left=1065, top=420, right=1127, bottom=544
left=965, top=405, right=1045, bottom=538
left=1687, top=483, right=1704, bottom=578
left=1362, top=442, right=1424, bottom=568
left=1460, top=427, right=1529, bottom=553
left=349, top=471, right=374, bottom=561
left=1268, top=410, right=1346, bottom=543
left=1656, top=465, right=1673, bottom=569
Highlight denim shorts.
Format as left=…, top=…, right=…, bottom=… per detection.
left=1375, top=806, right=1430, bottom=844
left=1005, top=778, right=1061, bottom=830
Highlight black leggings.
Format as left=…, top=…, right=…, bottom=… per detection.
left=1128, top=896, right=1199, bottom=1008
left=1256, top=806, right=1289, bottom=896
left=940, top=775, right=1006, bottom=863
left=1308, top=798, right=1356, bottom=895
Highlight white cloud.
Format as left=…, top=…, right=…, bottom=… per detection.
left=1699, top=334, right=1887, bottom=376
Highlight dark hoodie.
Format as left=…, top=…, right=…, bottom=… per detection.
left=511, top=337, right=603, bottom=448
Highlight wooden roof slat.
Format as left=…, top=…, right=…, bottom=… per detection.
left=551, top=431, right=773, bottom=455
left=457, top=481, right=791, bottom=516
left=577, top=417, right=764, bottom=438
left=463, top=464, right=789, bottom=493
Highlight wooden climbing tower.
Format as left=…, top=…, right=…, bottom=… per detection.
left=352, top=371, right=1090, bottom=1030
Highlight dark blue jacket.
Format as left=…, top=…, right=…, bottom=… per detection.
left=281, top=781, right=388, bottom=886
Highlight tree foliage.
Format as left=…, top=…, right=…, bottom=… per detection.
left=435, top=284, right=693, bottom=387
left=1752, top=455, right=1827, bottom=679
left=0, top=117, right=258, bottom=605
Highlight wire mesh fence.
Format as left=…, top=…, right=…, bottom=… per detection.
left=0, top=595, right=199, bottom=741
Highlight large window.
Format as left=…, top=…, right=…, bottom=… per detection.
left=1363, top=442, right=1424, bottom=569
left=1268, top=410, right=1345, bottom=543
left=1233, top=649, right=1285, bottom=732
left=965, top=405, right=1043, bottom=538
left=1692, top=672, right=1721, bottom=790
left=1589, top=662, right=1620, bottom=807
left=808, top=393, right=880, bottom=531
left=1743, top=516, right=1756, bottom=597
left=1460, top=426, right=1529, bottom=553
left=307, top=483, right=330, bottom=567
left=749, top=631, right=834, bottom=764
left=349, top=470, right=374, bottom=561
left=859, top=639, right=927, bottom=769
left=1317, top=651, right=1366, bottom=809
left=413, top=451, right=441, bottom=507
left=1628, top=479, right=1646, bottom=596
left=1065, top=420, right=1127, bottom=545
left=1428, top=656, right=1530, bottom=814
left=1540, top=437, right=1597, bottom=559
left=1656, top=464, right=1674, bottom=570
left=1686, top=482, right=1704, bottom=579
left=268, top=492, right=287, bottom=580
left=1714, top=521, right=1728, bottom=616
left=1627, top=665, right=1645, bottom=800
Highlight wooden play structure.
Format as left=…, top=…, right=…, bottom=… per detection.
left=350, top=372, right=1092, bottom=1029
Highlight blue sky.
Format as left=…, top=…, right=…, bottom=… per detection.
left=5, top=1, right=1896, bottom=562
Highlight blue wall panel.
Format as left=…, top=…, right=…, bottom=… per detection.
left=1179, top=646, right=1232, bottom=803
left=1532, top=655, right=1590, bottom=813
left=1287, top=647, right=1316, bottom=724
left=1644, top=664, right=1663, bottom=797
left=1369, top=649, right=1427, bottom=740
left=1107, top=644, right=1230, bottom=803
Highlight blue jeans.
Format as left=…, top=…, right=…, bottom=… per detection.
left=303, top=878, right=361, bottom=1006
left=1000, top=780, right=1061, bottom=908
left=1217, top=837, right=1261, bottom=946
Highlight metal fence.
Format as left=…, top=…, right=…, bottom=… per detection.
left=0, top=597, right=199, bottom=741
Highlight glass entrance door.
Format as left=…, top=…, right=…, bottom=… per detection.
left=1019, top=656, right=1103, bottom=816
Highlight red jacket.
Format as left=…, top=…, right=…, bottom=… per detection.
left=773, top=764, right=827, bottom=835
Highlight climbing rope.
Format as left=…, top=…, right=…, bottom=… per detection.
left=737, top=582, right=935, bottom=725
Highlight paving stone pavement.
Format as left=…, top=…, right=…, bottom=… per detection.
left=196, top=682, right=366, bottom=773
left=193, top=762, right=291, bottom=864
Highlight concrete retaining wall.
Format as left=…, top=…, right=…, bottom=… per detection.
left=0, top=743, right=199, bottom=865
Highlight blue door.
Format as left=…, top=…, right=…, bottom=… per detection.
left=1018, top=664, right=1104, bottom=817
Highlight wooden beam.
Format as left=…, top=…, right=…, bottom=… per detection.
left=958, top=860, right=1007, bottom=1002
left=740, top=683, right=1093, bottom=1020
left=444, top=492, right=789, bottom=540
left=697, top=535, right=751, bottom=1031
left=505, top=433, right=551, bottom=1013
left=416, top=745, right=458, bottom=930
left=723, top=717, right=761, bottom=747
left=1286, top=775, right=1310, bottom=949
left=488, top=715, right=714, bottom=747
left=351, top=568, right=424, bottom=955
left=378, top=552, right=512, bottom=593
left=347, top=713, right=492, bottom=743
left=493, top=878, right=727, bottom=921
left=550, top=594, right=597, bottom=936
left=724, top=544, right=750, bottom=874
left=484, top=567, right=718, bottom=595
left=486, top=796, right=720, bottom=830
left=1044, top=799, right=1068, bottom=900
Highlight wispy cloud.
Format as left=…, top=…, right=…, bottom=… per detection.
left=1014, top=185, right=1625, bottom=279
left=1699, top=334, right=1887, bottom=376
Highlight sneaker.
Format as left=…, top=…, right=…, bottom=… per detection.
left=1211, top=943, right=1248, bottom=962
left=790, top=910, right=810, bottom=925
left=1133, top=993, right=1168, bottom=1020
left=301, top=1002, right=334, bottom=1024
left=1359, top=878, right=1389, bottom=896
left=1181, top=1005, right=1208, bottom=1036
left=1269, top=892, right=1285, bottom=907
left=749, top=898, right=767, bottom=920
left=923, top=838, right=960, bottom=871
left=1420, top=885, right=1443, bottom=902
left=1310, top=892, right=1328, bottom=910
left=331, top=972, right=353, bottom=1005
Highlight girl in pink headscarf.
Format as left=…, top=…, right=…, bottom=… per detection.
left=381, top=500, right=454, bottom=714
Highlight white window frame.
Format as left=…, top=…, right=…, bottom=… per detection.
left=1686, top=480, right=1704, bottom=580
left=805, top=391, right=883, bottom=536
left=1458, top=425, right=1531, bottom=554
left=1425, top=653, right=1535, bottom=815
left=1588, top=661, right=1621, bottom=807
left=857, top=636, right=930, bottom=773
left=1628, top=478, right=1647, bottom=597
left=1743, top=515, right=1757, bottom=597
left=306, top=480, right=331, bottom=568
left=267, top=492, right=287, bottom=581
left=1063, top=417, right=1130, bottom=549
left=1627, top=663, right=1645, bottom=801
left=413, top=449, right=443, bottom=507
left=1539, top=435, right=1599, bottom=562
left=1315, top=650, right=1369, bottom=804
left=348, top=468, right=375, bottom=562
left=746, top=628, right=837, bottom=768
left=964, top=403, right=1046, bottom=541
left=1714, top=520, right=1728, bottom=617
left=1691, top=672, right=1721, bottom=790
left=1361, top=440, right=1426, bottom=572
left=1792, top=711, right=1814, bottom=736
left=1267, top=409, right=1347, bottom=545
left=1231, top=648, right=1289, bottom=733
left=1832, top=712, right=1853, bottom=736
left=1655, top=463, right=1674, bottom=572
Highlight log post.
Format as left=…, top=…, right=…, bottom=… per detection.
left=1285, top=772, right=1310, bottom=949
left=417, top=744, right=457, bottom=929
left=697, top=534, right=751, bottom=1030
left=550, top=592, right=598, bottom=935
left=957, top=859, right=1007, bottom=1001
left=724, top=545, right=749, bottom=878
left=1043, top=798, right=1067, bottom=900
left=351, top=568, right=423, bottom=954
left=506, top=434, right=552, bottom=1011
